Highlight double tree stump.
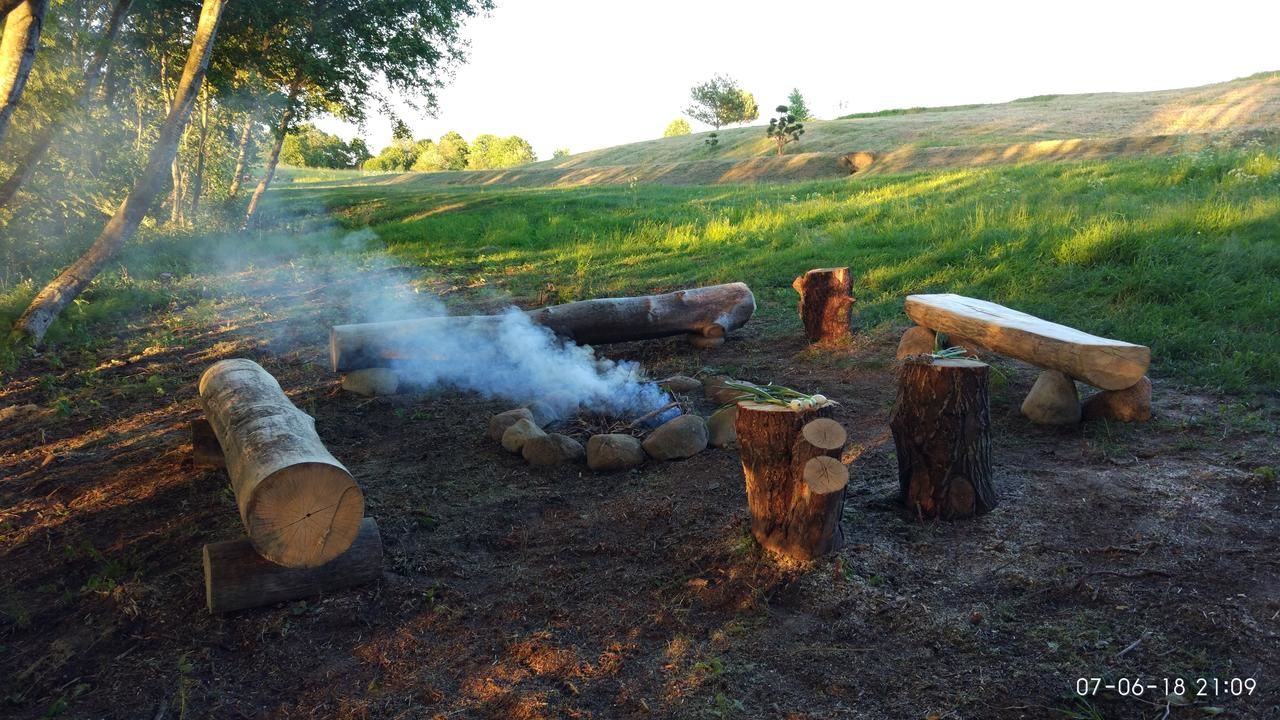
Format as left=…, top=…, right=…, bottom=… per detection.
left=889, top=358, right=998, bottom=520
left=792, top=268, right=855, bottom=343
left=736, top=402, right=848, bottom=561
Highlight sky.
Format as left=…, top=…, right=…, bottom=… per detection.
left=316, top=0, right=1280, bottom=159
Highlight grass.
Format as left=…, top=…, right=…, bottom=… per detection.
left=3, top=141, right=1279, bottom=391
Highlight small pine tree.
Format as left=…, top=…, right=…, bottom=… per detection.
left=705, top=131, right=719, bottom=148
left=766, top=105, right=804, bottom=156
left=553, top=148, right=570, bottom=158
left=787, top=89, right=811, bottom=121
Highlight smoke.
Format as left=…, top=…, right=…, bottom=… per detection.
left=383, top=307, right=674, bottom=420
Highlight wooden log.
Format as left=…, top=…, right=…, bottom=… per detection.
left=735, top=401, right=847, bottom=561
left=792, top=268, right=855, bottom=343
left=198, top=359, right=364, bottom=568
left=329, top=282, right=756, bottom=372
left=191, top=418, right=225, bottom=468
left=890, top=358, right=997, bottom=520
left=903, top=294, right=1149, bottom=390
left=203, top=517, right=382, bottom=613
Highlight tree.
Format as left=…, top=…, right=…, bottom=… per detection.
left=390, top=117, right=412, bottom=142
left=663, top=119, right=690, bottom=137
left=552, top=147, right=570, bottom=158
left=239, top=0, right=491, bottom=230
left=14, top=0, right=227, bottom=344
left=766, top=105, right=804, bottom=155
left=684, top=74, right=757, bottom=129
left=0, top=0, right=49, bottom=145
left=467, top=133, right=535, bottom=169
left=0, top=0, right=133, bottom=207
left=436, top=130, right=468, bottom=170
left=282, top=124, right=368, bottom=168
left=787, top=88, right=812, bottom=121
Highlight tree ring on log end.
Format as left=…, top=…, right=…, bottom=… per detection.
left=804, top=456, right=849, bottom=494
left=801, top=418, right=846, bottom=450
left=246, top=462, right=365, bottom=568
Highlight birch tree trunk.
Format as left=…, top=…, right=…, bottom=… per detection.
left=226, top=113, right=252, bottom=198
left=189, top=93, right=209, bottom=217
left=0, top=0, right=49, bottom=146
left=240, top=86, right=297, bottom=231
left=13, top=0, right=226, bottom=344
left=0, top=0, right=131, bottom=207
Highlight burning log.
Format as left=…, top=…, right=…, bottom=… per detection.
left=203, top=517, right=382, bottom=613
left=792, top=268, right=855, bottom=343
left=736, top=402, right=848, bottom=561
left=889, top=357, right=997, bottom=520
left=199, top=359, right=365, bottom=568
left=329, top=282, right=757, bottom=372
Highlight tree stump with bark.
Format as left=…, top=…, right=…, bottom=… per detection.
left=736, top=402, right=848, bottom=561
left=792, top=267, right=855, bottom=343
left=889, top=357, right=997, bottom=520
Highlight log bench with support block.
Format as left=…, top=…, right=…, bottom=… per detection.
left=902, top=294, right=1152, bottom=424
left=329, top=282, right=757, bottom=373
left=193, top=359, right=382, bottom=613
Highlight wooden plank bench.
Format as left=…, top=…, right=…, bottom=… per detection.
left=901, top=294, right=1152, bottom=423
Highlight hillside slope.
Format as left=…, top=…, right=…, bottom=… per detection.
left=548, top=72, right=1280, bottom=168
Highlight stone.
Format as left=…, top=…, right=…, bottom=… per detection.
left=488, top=408, right=534, bottom=442
left=658, top=375, right=702, bottom=395
left=642, top=414, right=708, bottom=460
left=522, top=433, right=586, bottom=466
left=895, top=326, right=937, bottom=359
left=586, top=434, right=646, bottom=471
left=1082, top=376, right=1152, bottom=423
left=703, top=376, right=755, bottom=405
left=1020, top=370, right=1081, bottom=425
left=707, top=405, right=738, bottom=448
left=501, top=418, right=546, bottom=453
left=524, top=400, right=559, bottom=427
left=341, top=368, right=399, bottom=396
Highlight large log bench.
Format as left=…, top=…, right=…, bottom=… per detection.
left=899, top=294, right=1152, bottom=424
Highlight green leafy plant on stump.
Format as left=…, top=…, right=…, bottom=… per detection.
left=766, top=105, right=804, bottom=155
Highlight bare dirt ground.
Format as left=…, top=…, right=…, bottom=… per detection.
left=1, top=267, right=1277, bottom=719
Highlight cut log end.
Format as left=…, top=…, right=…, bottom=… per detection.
left=804, top=456, right=849, bottom=494
left=246, top=463, right=365, bottom=568
left=801, top=418, right=847, bottom=450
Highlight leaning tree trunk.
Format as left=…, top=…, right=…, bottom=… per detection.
left=198, top=359, right=365, bottom=568
left=0, top=0, right=131, bottom=208
left=792, top=267, right=855, bottom=343
left=889, top=357, right=997, bottom=520
left=226, top=112, right=252, bottom=198
left=0, top=0, right=26, bottom=20
left=13, top=0, right=225, bottom=344
left=736, top=401, right=848, bottom=561
left=240, top=85, right=297, bottom=231
left=0, top=0, right=49, bottom=146
left=330, top=283, right=757, bottom=371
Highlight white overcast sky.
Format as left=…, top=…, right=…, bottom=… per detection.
left=316, top=0, right=1280, bottom=159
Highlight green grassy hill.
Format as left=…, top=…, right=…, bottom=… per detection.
left=548, top=71, right=1280, bottom=168
left=290, top=72, right=1280, bottom=188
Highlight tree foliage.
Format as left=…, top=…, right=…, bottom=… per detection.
left=766, top=104, right=804, bottom=155
left=663, top=119, right=690, bottom=137
left=281, top=124, right=370, bottom=169
left=684, top=75, right=758, bottom=129
left=786, top=88, right=811, bottom=121
left=466, top=133, right=535, bottom=169
left=552, top=147, right=570, bottom=158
